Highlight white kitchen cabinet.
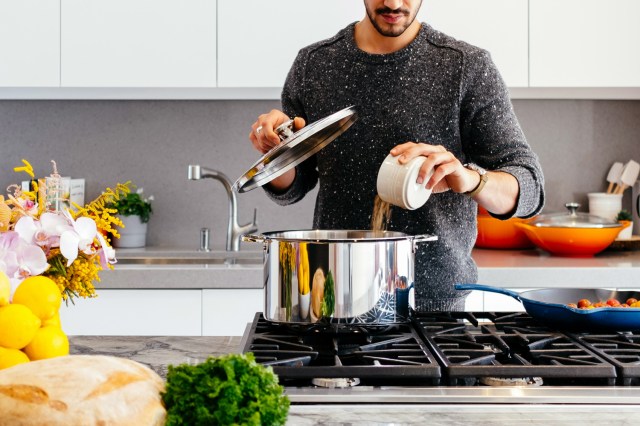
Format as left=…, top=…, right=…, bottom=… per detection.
left=530, top=0, right=640, bottom=87
left=0, top=0, right=60, bottom=87
left=464, top=290, right=484, bottom=312
left=420, top=0, right=529, bottom=87
left=202, top=289, right=264, bottom=336
left=483, top=288, right=529, bottom=312
left=61, top=0, right=216, bottom=87
left=59, top=289, right=202, bottom=336
left=217, top=0, right=363, bottom=87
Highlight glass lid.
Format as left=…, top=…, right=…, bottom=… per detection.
left=530, top=203, right=622, bottom=229
left=234, top=106, right=358, bottom=193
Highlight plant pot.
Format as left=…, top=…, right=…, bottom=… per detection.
left=113, top=215, right=148, bottom=248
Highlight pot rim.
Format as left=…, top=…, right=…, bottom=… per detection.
left=245, top=229, right=437, bottom=243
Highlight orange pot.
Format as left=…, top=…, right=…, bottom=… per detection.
left=514, top=220, right=629, bottom=257
left=475, top=215, right=534, bottom=249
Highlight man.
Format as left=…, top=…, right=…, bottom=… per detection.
left=249, top=0, right=544, bottom=311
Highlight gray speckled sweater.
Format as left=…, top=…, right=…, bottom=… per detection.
left=265, top=23, right=545, bottom=311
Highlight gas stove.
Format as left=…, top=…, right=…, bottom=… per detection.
left=239, top=312, right=640, bottom=404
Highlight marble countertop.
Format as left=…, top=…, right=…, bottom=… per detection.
left=69, top=336, right=639, bottom=425
left=99, top=247, right=640, bottom=290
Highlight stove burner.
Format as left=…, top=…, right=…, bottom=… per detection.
left=239, top=312, right=640, bottom=388
left=479, top=376, right=543, bottom=387
left=241, top=313, right=441, bottom=384
left=312, top=377, right=361, bottom=388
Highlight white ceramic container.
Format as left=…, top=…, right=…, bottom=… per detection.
left=376, top=154, right=432, bottom=210
left=587, top=192, right=622, bottom=223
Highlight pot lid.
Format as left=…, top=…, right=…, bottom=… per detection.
left=530, top=203, right=622, bottom=229
left=234, top=106, right=358, bottom=193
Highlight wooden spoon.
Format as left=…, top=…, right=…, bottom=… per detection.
left=616, top=160, right=640, bottom=194
left=606, top=162, right=623, bottom=193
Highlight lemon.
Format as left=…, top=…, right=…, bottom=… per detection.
left=0, top=270, right=10, bottom=307
left=0, top=304, right=42, bottom=349
left=0, top=347, right=30, bottom=370
left=42, top=312, right=62, bottom=328
left=23, top=326, right=69, bottom=361
left=12, top=276, right=62, bottom=321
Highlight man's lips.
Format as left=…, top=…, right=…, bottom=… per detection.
left=380, top=13, right=405, bottom=24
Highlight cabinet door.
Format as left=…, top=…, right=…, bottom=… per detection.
left=419, top=0, right=529, bottom=87
left=483, top=289, right=530, bottom=312
left=61, top=0, right=216, bottom=87
left=217, top=0, right=363, bottom=87
left=202, top=289, right=264, bottom=336
left=464, top=290, right=484, bottom=312
left=59, top=289, right=202, bottom=336
left=530, top=0, right=640, bottom=87
left=0, top=0, right=60, bottom=87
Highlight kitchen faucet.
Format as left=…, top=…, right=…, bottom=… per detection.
left=187, top=165, right=257, bottom=251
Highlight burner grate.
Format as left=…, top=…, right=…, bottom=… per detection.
left=242, top=313, right=441, bottom=383
left=412, top=312, right=617, bottom=386
left=569, top=332, right=640, bottom=385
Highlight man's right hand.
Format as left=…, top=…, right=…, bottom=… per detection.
left=248, top=110, right=306, bottom=192
left=249, top=109, right=306, bottom=154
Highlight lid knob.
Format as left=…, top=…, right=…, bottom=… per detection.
left=275, top=120, right=294, bottom=142
left=565, top=202, right=580, bottom=216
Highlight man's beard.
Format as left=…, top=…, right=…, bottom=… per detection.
left=365, top=2, right=420, bottom=37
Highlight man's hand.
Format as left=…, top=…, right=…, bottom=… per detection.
left=389, top=142, right=519, bottom=215
left=248, top=110, right=306, bottom=192
left=249, top=109, right=306, bottom=154
left=390, top=142, right=479, bottom=194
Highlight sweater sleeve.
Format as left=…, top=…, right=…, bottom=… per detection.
left=262, top=49, right=320, bottom=206
left=459, top=50, right=545, bottom=219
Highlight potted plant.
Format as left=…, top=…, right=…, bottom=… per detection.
left=617, top=209, right=633, bottom=240
left=110, top=188, right=153, bottom=248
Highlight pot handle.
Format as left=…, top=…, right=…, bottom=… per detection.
left=242, top=234, right=267, bottom=244
left=411, top=234, right=438, bottom=252
left=455, top=283, right=523, bottom=303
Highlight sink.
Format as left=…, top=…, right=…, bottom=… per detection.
left=115, top=249, right=263, bottom=267
left=117, top=257, right=261, bottom=266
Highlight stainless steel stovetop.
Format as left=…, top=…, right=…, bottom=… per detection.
left=239, top=312, right=640, bottom=404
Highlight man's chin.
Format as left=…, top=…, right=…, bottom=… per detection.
left=375, top=25, right=408, bottom=38
left=373, top=18, right=410, bottom=37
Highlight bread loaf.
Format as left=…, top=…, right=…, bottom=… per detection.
left=0, top=355, right=166, bottom=426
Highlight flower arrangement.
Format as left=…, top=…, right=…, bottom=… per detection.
left=108, top=187, right=153, bottom=223
left=0, top=159, right=131, bottom=302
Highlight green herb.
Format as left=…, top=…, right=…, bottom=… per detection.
left=107, top=190, right=153, bottom=223
left=321, top=270, right=335, bottom=317
left=162, top=353, right=289, bottom=426
left=617, top=209, right=633, bottom=221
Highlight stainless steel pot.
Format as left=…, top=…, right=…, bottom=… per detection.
left=243, top=230, right=437, bottom=325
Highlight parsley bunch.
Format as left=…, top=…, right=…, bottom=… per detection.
left=162, top=353, right=290, bottom=426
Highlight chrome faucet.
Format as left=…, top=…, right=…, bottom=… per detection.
left=188, top=165, right=258, bottom=251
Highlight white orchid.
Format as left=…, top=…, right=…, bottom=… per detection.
left=14, top=212, right=68, bottom=249
left=59, top=212, right=98, bottom=267
left=0, top=231, right=48, bottom=280
left=96, top=232, right=117, bottom=268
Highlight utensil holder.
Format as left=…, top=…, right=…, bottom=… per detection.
left=588, top=192, right=622, bottom=222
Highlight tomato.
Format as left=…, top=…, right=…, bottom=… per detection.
left=593, top=302, right=607, bottom=308
left=567, top=303, right=578, bottom=308
left=626, top=298, right=638, bottom=306
left=606, top=298, right=621, bottom=307
left=577, top=299, right=591, bottom=308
